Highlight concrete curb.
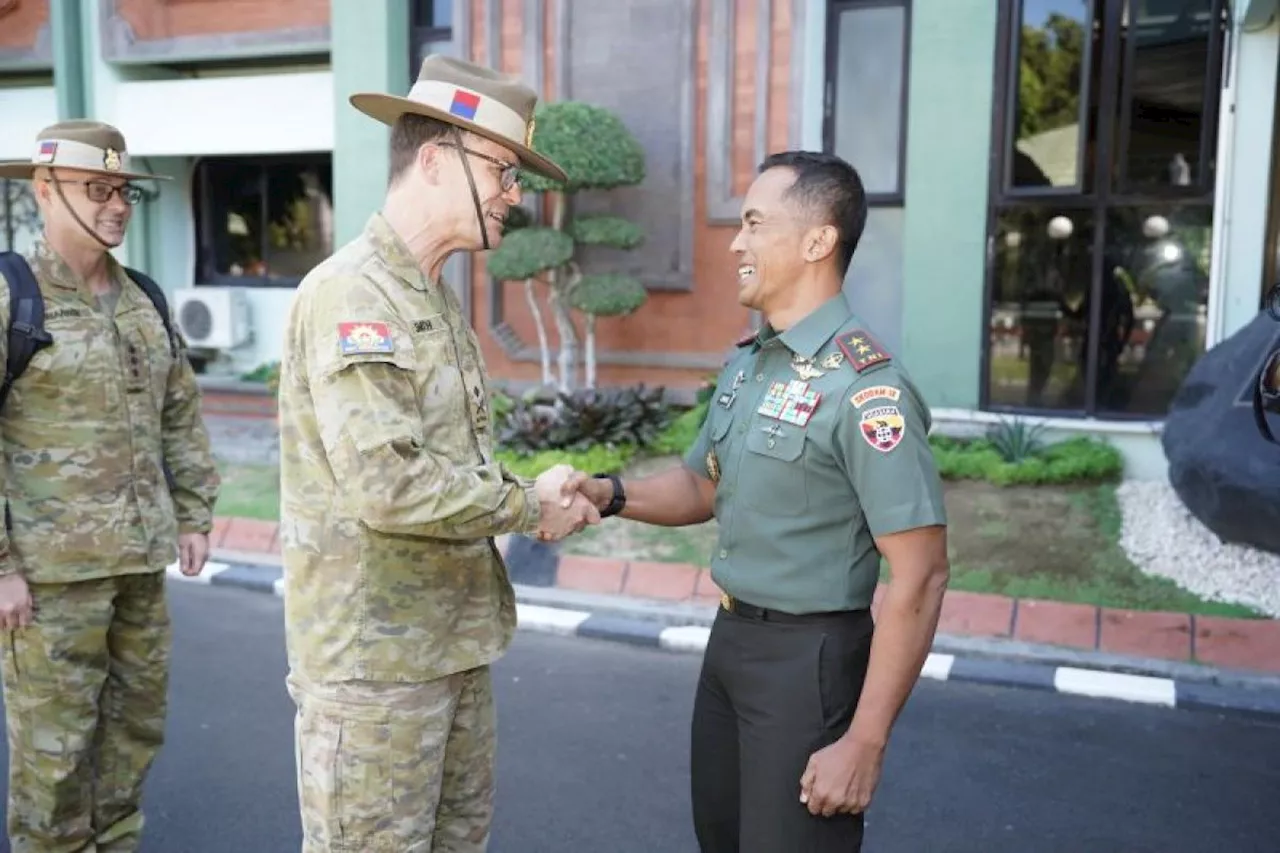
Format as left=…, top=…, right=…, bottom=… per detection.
left=170, top=560, right=1280, bottom=721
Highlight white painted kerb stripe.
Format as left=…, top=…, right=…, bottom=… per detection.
left=660, top=626, right=711, bottom=653
left=164, top=561, right=229, bottom=584
left=516, top=603, right=590, bottom=636
left=919, top=653, right=955, bottom=681
left=1053, top=667, right=1177, bottom=707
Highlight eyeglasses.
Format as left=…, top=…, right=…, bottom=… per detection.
left=437, top=142, right=520, bottom=192
left=45, top=179, right=145, bottom=205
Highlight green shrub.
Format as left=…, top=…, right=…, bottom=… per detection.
left=930, top=434, right=1123, bottom=486
left=649, top=401, right=707, bottom=456
left=496, top=443, right=637, bottom=479
left=496, top=385, right=674, bottom=454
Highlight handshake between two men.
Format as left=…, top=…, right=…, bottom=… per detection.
left=531, top=464, right=614, bottom=543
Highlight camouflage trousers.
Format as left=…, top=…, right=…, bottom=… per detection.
left=287, top=665, right=497, bottom=853
left=0, top=571, right=171, bottom=853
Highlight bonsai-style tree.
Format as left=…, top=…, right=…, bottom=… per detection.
left=486, top=100, right=648, bottom=392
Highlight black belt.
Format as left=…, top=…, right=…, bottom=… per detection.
left=719, top=593, right=868, bottom=625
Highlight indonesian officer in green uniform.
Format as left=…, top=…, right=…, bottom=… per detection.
left=563, top=151, right=950, bottom=852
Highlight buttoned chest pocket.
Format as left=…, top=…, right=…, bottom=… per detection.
left=14, top=323, right=109, bottom=420
left=739, top=423, right=809, bottom=516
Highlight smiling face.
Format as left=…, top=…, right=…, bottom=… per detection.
left=35, top=167, right=136, bottom=250
left=729, top=166, right=825, bottom=315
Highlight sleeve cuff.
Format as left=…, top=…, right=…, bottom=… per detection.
left=866, top=499, right=948, bottom=539
left=516, top=481, right=542, bottom=535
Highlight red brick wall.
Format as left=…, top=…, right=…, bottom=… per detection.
left=0, top=0, right=48, bottom=52
left=466, top=0, right=794, bottom=394
left=113, top=0, right=328, bottom=40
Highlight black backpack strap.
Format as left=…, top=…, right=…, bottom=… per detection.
left=0, top=251, right=53, bottom=412
left=123, top=267, right=177, bottom=358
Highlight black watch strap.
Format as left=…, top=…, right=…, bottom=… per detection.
left=593, top=473, right=626, bottom=517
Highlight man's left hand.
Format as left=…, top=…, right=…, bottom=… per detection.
left=799, top=736, right=884, bottom=817
left=178, top=532, right=210, bottom=577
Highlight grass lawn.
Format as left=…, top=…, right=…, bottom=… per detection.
left=215, top=461, right=280, bottom=522
left=560, top=456, right=1265, bottom=619
left=212, top=454, right=1263, bottom=619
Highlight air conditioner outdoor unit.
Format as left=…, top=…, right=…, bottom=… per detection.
left=172, top=288, right=252, bottom=350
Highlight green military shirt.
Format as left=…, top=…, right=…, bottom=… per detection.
left=0, top=240, right=220, bottom=583
left=684, top=293, right=946, bottom=614
left=277, top=212, right=542, bottom=686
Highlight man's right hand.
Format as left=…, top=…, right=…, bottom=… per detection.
left=0, top=573, right=33, bottom=631
left=534, top=465, right=601, bottom=541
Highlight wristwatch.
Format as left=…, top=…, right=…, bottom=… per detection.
left=592, top=473, right=626, bottom=518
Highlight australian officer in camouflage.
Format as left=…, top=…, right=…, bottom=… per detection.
left=0, top=121, right=220, bottom=852
left=562, top=151, right=951, bottom=852
left=277, top=55, right=598, bottom=853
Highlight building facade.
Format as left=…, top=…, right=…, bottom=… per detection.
left=1, top=0, right=1278, bottom=479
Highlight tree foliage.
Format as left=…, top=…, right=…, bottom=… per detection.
left=1015, top=15, right=1085, bottom=141
left=569, top=273, right=648, bottom=318
left=486, top=227, right=574, bottom=281
left=520, top=101, right=646, bottom=194
left=569, top=215, right=645, bottom=250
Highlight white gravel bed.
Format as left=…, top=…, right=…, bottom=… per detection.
left=1116, top=479, right=1280, bottom=619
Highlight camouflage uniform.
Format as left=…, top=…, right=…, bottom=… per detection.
left=0, top=240, right=220, bottom=852
left=278, top=212, right=541, bottom=853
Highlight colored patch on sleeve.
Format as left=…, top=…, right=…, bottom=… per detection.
left=859, top=405, right=905, bottom=453
left=338, top=322, right=395, bottom=355
left=851, top=384, right=902, bottom=409
left=836, top=330, right=891, bottom=373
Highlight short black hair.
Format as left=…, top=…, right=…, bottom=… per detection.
left=757, top=150, right=868, bottom=277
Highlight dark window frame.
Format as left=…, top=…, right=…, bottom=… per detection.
left=0, top=178, right=38, bottom=252
left=979, top=0, right=1231, bottom=421
left=193, top=153, right=333, bottom=289
left=409, top=0, right=454, bottom=69
left=821, top=0, right=912, bottom=206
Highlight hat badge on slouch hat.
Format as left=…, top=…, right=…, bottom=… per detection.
left=0, top=120, right=169, bottom=182
left=348, top=53, right=567, bottom=184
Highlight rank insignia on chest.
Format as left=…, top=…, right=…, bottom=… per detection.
left=859, top=404, right=905, bottom=452
left=338, top=322, right=394, bottom=355
left=836, top=329, right=891, bottom=373
left=757, top=379, right=822, bottom=427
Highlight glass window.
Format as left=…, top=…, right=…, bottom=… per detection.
left=1007, top=0, right=1095, bottom=191
left=194, top=156, right=334, bottom=288
left=984, top=0, right=1226, bottom=418
left=825, top=0, right=910, bottom=200
left=828, top=2, right=908, bottom=197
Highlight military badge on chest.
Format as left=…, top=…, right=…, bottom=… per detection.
left=717, top=370, right=746, bottom=409
left=757, top=379, right=822, bottom=427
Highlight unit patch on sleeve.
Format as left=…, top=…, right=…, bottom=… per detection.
left=850, top=384, right=902, bottom=409
left=859, top=405, right=905, bottom=453
left=338, top=322, right=395, bottom=355
left=836, top=330, right=891, bottom=373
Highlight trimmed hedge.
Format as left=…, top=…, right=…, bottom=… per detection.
left=930, top=434, right=1124, bottom=486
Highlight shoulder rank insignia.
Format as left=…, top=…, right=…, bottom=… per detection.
left=836, top=329, right=891, bottom=373
left=338, top=321, right=395, bottom=355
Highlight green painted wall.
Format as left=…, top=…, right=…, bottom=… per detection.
left=49, top=0, right=86, bottom=119
left=899, top=0, right=998, bottom=410
left=330, top=0, right=410, bottom=246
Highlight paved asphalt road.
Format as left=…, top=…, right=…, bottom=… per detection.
left=0, top=582, right=1276, bottom=852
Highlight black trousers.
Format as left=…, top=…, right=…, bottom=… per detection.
left=690, top=602, right=874, bottom=853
